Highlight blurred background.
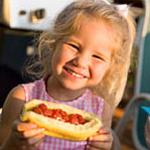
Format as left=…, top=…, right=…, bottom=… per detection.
left=0, top=0, right=149, bottom=150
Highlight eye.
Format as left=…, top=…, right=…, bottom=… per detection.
left=68, top=43, right=80, bottom=51
left=93, top=55, right=104, bottom=60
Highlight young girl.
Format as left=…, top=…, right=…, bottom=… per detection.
left=0, top=0, right=136, bottom=149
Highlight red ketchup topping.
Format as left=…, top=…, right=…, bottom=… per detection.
left=32, top=103, right=86, bottom=125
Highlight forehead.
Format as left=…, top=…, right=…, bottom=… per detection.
left=75, top=19, right=117, bottom=49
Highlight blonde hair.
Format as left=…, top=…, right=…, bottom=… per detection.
left=26, top=0, right=136, bottom=108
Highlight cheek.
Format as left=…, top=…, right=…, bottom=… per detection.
left=51, top=50, right=63, bottom=74
left=51, top=47, right=75, bottom=72
left=60, top=45, right=76, bottom=61
left=91, top=62, right=109, bottom=80
left=52, top=49, right=65, bottom=65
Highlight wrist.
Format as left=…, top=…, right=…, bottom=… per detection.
left=2, top=138, right=19, bottom=150
left=2, top=144, right=18, bottom=150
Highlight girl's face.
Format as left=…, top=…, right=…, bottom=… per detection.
left=51, top=19, right=115, bottom=91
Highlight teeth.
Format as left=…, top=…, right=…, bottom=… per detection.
left=67, top=69, right=83, bottom=78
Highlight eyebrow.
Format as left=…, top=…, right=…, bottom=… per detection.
left=67, top=36, right=81, bottom=44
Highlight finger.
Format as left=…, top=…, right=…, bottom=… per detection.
left=34, top=137, right=44, bottom=147
left=86, top=144, right=100, bottom=150
left=23, top=128, right=45, bottom=138
left=12, top=120, right=37, bottom=131
left=88, top=134, right=113, bottom=142
left=14, top=133, right=45, bottom=149
left=87, top=141, right=112, bottom=150
left=17, top=123, right=38, bottom=131
left=98, top=126, right=110, bottom=134
left=26, top=133, right=45, bottom=145
left=13, top=127, right=45, bottom=139
left=86, top=144, right=107, bottom=150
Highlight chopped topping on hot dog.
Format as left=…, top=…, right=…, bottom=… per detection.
left=32, top=103, right=86, bottom=124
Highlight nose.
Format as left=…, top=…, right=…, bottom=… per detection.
left=72, top=53, right=89, bottom=68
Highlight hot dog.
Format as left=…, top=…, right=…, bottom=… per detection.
left=20, top=99, right=103, bottom=141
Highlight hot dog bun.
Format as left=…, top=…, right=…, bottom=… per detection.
left=20, top=99, right=103, bottom=141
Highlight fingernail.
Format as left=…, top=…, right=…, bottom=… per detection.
left=38, top=128, right=45, bottom=132
left=32, top=124, right=38, bottom=127
left=30, top=123, right=37, bottom=128
left=41, top=128, right=45, bottom=131
left=99, top=128, right=103, bottom=133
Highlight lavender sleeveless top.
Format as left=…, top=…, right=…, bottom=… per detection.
left=21, top=78, right=104, bottom=150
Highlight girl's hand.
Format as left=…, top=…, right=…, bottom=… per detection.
left=86, top=126, right=113, bottom=150
left=3, top=119, right=45, bottom=150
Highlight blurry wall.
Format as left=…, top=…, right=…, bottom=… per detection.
left=0, top=27, right=35, bottom=107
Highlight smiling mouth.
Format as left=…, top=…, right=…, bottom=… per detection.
left=64, top=67, right=85, bottom=78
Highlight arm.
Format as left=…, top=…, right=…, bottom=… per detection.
left=102, top=102, right=122, bottom=150
left=101, top=101, right=114, bottom=127
left=0, top=85, right=45, bottom=150
left=86, top=101, right=114, bottom=150
left=0, top=85, right=26, bottom=146
left=86, top=101, right=122, bottom=150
